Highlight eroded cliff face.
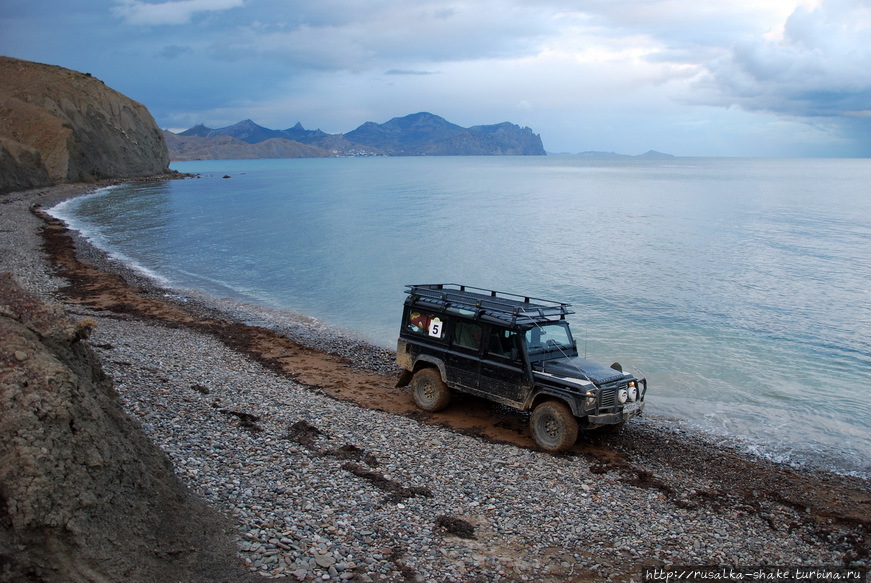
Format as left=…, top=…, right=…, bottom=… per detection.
left=0, top=274, right=246, bottom=583
left=0, top=57, right=170, bottom=193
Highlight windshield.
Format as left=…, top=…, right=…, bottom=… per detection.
left=524, top=321, right=575, bottom=356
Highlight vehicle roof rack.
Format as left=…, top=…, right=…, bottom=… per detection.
left=404, top=283, right=574, bottom=326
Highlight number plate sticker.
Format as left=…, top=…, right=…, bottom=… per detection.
left=622, top=401, right=640, bottom=415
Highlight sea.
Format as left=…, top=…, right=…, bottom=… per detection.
left=49, top=156, right=871, bottom=478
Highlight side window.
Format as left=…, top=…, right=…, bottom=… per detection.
left=406, top=310, right=447, bottom=340
left=452, top=321, right=483, bottom=350
left=488, top=328, right=518, bottom=359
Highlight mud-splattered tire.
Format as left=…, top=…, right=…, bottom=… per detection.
left=530, top=401, right=578, bottom=452
left=411, top=368, right=451, bottom=412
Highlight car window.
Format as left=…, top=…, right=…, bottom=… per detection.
left=453, top=321, right=483, bottom=350
left=488, top=328, right=518, bottom=358
left=406, top=310, right=446, bottom=340
left=525, top=322, right=574, bottom=353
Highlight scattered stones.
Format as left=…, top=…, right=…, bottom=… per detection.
left=77, top=314, right=868, bottom=582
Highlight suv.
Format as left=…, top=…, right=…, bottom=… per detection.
left=395, top=284, right=646, bottom=452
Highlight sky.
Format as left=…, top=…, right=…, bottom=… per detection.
left=2, top=0, right=870, bottom=157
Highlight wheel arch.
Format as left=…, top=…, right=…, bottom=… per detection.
left=529, top=388, right=584, bottom=417
left=395, top=356, right=447, bottom=387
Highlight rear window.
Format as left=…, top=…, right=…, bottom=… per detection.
left=405, top=310, right=447, bottom=340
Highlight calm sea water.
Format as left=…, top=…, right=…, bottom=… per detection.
left=50, top=156, right=871, bottom=476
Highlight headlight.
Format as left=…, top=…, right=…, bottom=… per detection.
left=627, top=381, right=638, bottom=402
left=617, top=388, right=628, bottom=404
left=585, top=395, right=597, bottom=409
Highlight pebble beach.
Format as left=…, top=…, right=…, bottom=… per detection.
left=1, top=183, right=868, bottom=582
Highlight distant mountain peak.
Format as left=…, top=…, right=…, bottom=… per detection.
left=382, top=112, right=461, bottom=131
left=168, top=112, right=547, bottom=158
left=343, top=112, right=544, bottom=156
left=233, top=119, right=260, bottom=128
left=178, top=123, right=214, bottom=138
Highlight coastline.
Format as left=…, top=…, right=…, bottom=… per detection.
left=2, top=181, right=869, bottom=581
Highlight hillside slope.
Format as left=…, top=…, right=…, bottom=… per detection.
left=0, top=57, right=170, bottom=193
left=164, top=131, right=331, bottom=161
left=0, top=272, right=254, bottom=582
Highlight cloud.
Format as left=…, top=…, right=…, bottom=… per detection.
left=697, top=0, right=871, bottom=119
left=198, top=1, right=555, bottom=73
left=5, top=0, right=869, bottom=155
left=112, top=0, right=245, bottom=26
left=385, top=69, right=438, bottom=76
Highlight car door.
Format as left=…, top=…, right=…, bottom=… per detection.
left=479, top=326, right=528, bottom=403
left=444, top=319, right=483, bottom=390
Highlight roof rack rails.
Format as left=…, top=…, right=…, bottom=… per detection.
left=404, top=283, right=574, bottom=326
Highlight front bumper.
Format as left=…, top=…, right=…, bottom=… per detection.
left=587, top=400, right=645, bottom=426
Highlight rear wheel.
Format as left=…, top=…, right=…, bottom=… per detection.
left=411, top=368, right=451, bottom=412
left=530, top=401, right=578, bottom=452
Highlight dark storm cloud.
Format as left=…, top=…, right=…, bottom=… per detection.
left=1, top=0, right=869, bottom=155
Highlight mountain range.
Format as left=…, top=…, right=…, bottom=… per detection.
left=164, top=112, right=546, bottom=160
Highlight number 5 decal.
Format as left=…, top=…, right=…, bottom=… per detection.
left=428, top=317, right=443, bottom=337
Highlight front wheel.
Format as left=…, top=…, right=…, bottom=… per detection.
left=411, top=368, right=451, bottom=412
left=530, top=401, right=578, bottom=452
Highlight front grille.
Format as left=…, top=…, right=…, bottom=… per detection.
left=599, top=388, right=616, bottom=409
left=598, top=380, right=630, bottom=410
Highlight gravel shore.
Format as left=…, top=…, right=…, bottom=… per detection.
left=2, top=182, right=868, bottom=582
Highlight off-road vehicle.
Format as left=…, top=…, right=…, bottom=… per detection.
left=395, top=284, right=646, bottom=452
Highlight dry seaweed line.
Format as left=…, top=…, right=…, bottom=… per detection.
left=341, top=461, right=433, bottom=503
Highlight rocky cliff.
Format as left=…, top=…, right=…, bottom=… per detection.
left=0, top=273, right=250, bottom=582
left=0, top=57, right=170, bottom=193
